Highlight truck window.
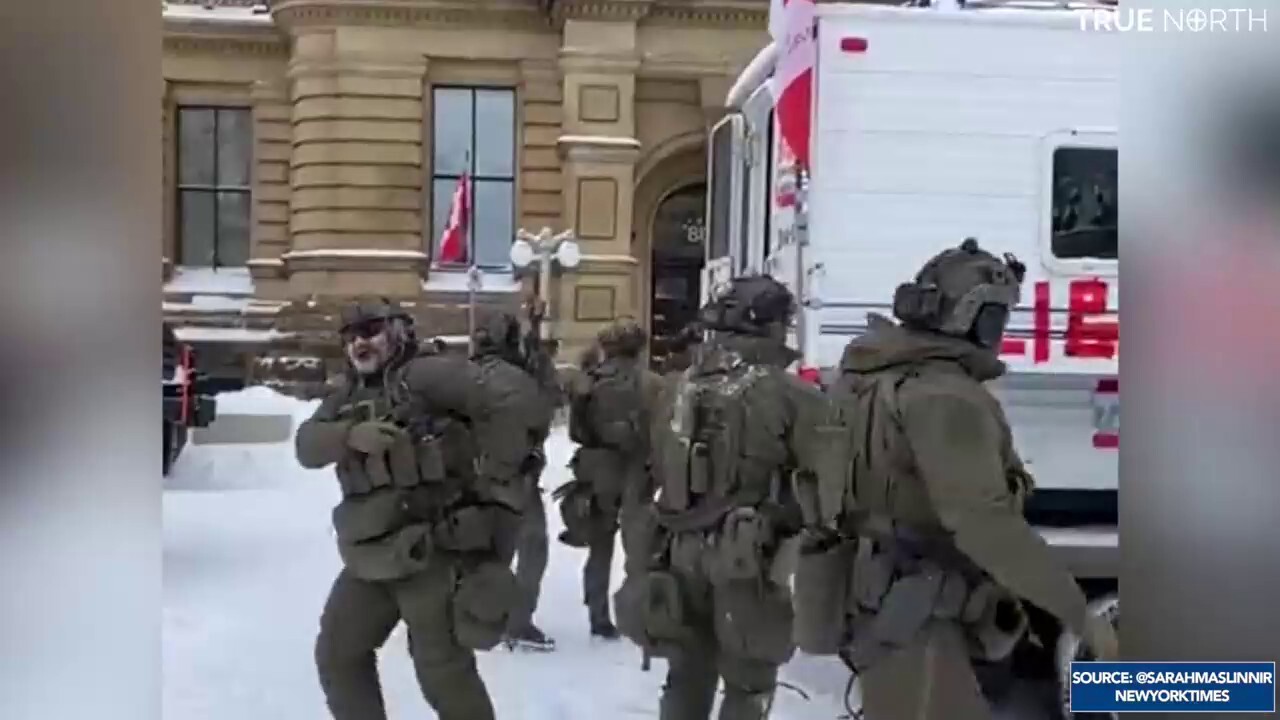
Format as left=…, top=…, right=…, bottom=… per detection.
left=1051, top=146, right=1117, bottom=260
left=763, top=109, right=774, bottom=259
left=708, top=119, right=734, bottom=261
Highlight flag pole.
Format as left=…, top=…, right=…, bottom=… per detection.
left=463, top=151, right=479, bottom=356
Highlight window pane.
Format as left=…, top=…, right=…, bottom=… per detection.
left=472, top=180, right=514, bottom=269
left=432, top=88, right=473, bottom=177
left=179, top=190, right=217, bottom=266
left=178, top=108, right=216, bottom=186
left=216, top=108, right=252, bottom=188
left=1051, top=147, right=1117, bottom=260
left=216, top=191, right=251, bottom=267
left=474, top=89, right=515, bottom=178
left=431, top=178, right=463, bottom=262
left=708, top=120, right=734, bottom=260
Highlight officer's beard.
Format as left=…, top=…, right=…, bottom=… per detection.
left=346, top=333, right=391, bottom=376
left=969, top=304, right=1010, bottom=350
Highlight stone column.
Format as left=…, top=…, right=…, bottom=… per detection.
left=555, top=13, right=646, bottom=359
left=247, top=78, right=291, bottom=301
left=282, top=33, right=429, bottom=300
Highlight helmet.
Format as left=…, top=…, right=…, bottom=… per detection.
left=700, top=274, right=796, bottom=337
left=339, top=296, right=415, bottom=345
left=892, top=237, right=1026, bottom=349
left=472, top=312, right=521, bottom=358
left=597, top=316, right=647, bottom=358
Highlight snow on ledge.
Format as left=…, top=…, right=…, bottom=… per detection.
left=173, top=326, right=291, bottom=344
left=557, top=135, right=642, bottom=149
left=422, top=268, right=521, bottom=294
left=164, top=294, right=253, bottom=314
left=165, top=267, right=255, bottom=296
left=282, top=249, right=429, bottom=260
left=162, top=2, right=275, bottom=26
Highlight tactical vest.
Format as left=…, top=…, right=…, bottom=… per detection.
left=330, top=362, right=474, bottom=508
left=650, top=351, right=785, bottom=528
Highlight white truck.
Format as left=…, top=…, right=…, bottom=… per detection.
left=706, top=1, right=1119, bottom=716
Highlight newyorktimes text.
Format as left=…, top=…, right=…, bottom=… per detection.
left=1070, top=662, right=1277, bottom=713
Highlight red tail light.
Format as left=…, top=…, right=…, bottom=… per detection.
left=797, top=365, right=822, bottom=386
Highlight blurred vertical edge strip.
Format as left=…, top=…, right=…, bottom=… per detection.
left=0, top=1, right=161, bottom=719
left=1123, top=0, right=1280, bottom=686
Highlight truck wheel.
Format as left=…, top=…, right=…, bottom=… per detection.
left=1053, top=594, right=1119, bottom=720
left=162, top=421, right=175, bottom=476
left=162, top=421, right=188, bottom=477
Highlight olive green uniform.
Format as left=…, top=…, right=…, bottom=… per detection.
left=566, top=352, right=663, bottom=631
left=297, top=349, right=540, bottom=720
left=616, top=279, right=828, bottom=720
left=832, top=317, right=1091, bottom=720
left=793, top=240, right=1116, bottom=720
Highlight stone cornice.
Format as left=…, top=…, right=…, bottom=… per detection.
left=549, top=0, right=654, bottom=22
left=558, top=48, right=641, bottom=74
left=164, top=31, right=288, bottom=58
left=270, top=0, right=552, bottom=32
left=647, top=1, right=767, bottom=28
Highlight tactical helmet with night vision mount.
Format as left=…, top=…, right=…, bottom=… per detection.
left=597, top=316, right=647, bottom=358
left=699, top=274, right=796, bottom=337
left=892, top=237, right=1027, bottom=349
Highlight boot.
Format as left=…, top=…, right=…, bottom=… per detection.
left=590, top=619, right=620, bottom=640
left=504, top=623, right=556, bottom=652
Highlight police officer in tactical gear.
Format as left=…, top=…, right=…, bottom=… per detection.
left=559, top=317, right=663, bottom=639
left=615, top=275, right=829, bottom=720
left=803, top=239, right=1118, bottom=720
left=471, top=311, right=559, bottom=652
left=296, top=297, right=542, bottom=720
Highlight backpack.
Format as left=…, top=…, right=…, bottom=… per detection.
left=650, top=347, right=771, bottom=514
left=569, top=359, right=644, bottom=451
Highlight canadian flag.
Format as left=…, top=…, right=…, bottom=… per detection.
left=768, top=0, right=816, bottom=171
left=437, top=171, right=471, bottom=265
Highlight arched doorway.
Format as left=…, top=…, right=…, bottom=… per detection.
left=649, top=182, right=706, bottom=370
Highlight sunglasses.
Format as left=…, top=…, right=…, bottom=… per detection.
left=342, top=319, right=387, bottom=343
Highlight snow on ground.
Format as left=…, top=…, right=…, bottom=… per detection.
left=163, top=386, right=1046, bottom=719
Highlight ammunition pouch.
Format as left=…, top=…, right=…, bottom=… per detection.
left=708, top=507, right=773, bottom=584
left=332, top=491, right=408, bottom=544
left=714, top=579, right=796, bottom=665
left=451, top=561, right=519, bottom=650
left=793, top=423, right=854, bottom=530
left=613, top=569, right=689, bottom=659
left=335, top=455, right=378, bottom=496
left=337, top=523, right=432, bottom=582
left=793, top=534, right=856, bottom=656
left=433, top=504, right=500, bottom=553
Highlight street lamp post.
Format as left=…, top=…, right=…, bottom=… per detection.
left=509, top=227, right=581, bottom=339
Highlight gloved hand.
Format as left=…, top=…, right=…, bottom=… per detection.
left=1081, top=612, right=1119, bottom=661
left=346, top=421, right=406, bottom=455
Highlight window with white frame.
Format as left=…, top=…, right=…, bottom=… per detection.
left=176, top=106, right=253, bottom=268
left=430, top=86, right=517, bottom=269
left=1051, top=146, right=1117, bottom=261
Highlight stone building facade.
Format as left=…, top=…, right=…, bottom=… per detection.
left=161, top=0, right=768, bottom=377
